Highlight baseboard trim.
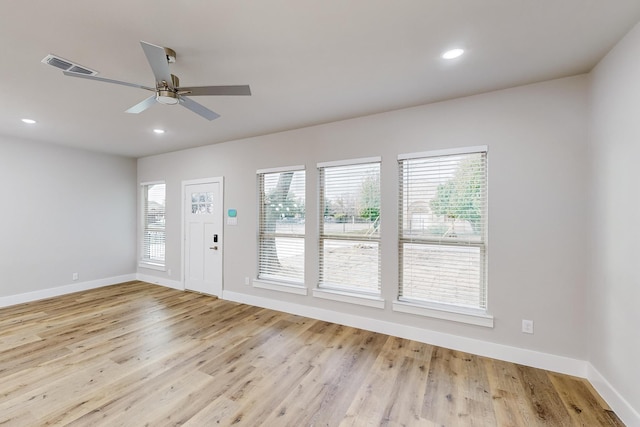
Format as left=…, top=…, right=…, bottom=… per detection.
left=135, top=273, right=183, bottom=290
left=222, top=290, right=587, bottom=378
left=0, top=274, right=137, bottom=308
left=587, top=364, right=640, bottom=426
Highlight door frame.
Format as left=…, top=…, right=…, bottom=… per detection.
left=180, top=176, right=224, bottom=294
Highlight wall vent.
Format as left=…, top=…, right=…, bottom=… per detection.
left=41, top=54, right=98, bottom=76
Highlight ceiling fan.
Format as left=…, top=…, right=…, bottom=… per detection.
left=56, top=41, right=251, bottom=120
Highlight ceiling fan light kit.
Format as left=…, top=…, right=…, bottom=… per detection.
left=156, top=91, right=179, bottom=105
left=156, top=74, right=180, bottom=105
left=45, top=41, right=250, bottom=120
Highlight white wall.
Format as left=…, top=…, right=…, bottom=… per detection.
left=0, top=136, right=137, bottom=299
left=138, top=75, right=589, bottom=361
left=589, top=22, right=640, bottom=420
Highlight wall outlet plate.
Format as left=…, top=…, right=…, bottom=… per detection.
left=522, top=319, right=534, bottom=334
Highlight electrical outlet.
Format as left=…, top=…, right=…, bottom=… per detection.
left=245, top=277, right=250, bottom=286
left=72, top=272, right=79, bottom=281
left=167, top=269, right=172, bottom=276
left=522, top=319, right=534, bottom=334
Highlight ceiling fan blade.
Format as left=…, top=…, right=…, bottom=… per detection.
left=140, top=41, right=173, bottom=87
left=125, top=95, right=157, bottom=114
left=63, top=71, right=155, bottom=91
left=179, top=85, right=251, bottom=96
left=179, top=96, right=220, bottom=121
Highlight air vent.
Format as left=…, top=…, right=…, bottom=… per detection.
left=41, top=54, right=98, bottom=76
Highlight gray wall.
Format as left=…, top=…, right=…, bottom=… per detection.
left=138, top=75, right=589, bottom=359
left=589, top=22, right=640, bottom=415
left=0, top=136, right=137, bottom=297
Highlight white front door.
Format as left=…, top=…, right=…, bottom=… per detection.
left=183, top=179, right=223, bottom=296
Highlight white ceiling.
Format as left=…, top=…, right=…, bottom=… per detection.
left=2, top=1, right=640, bottom=158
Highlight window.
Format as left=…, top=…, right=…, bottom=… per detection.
left=318, top=157, right=381, bottom=294
left=257, top=166, right=306, bottom=284
left=141, top=182, right=166, bottom=268
left=190, top=191, right=214, bottom=214
left=398, top=147, right=487, bottom=312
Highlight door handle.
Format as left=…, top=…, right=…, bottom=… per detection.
left=209, top=246, right=218, bottom=250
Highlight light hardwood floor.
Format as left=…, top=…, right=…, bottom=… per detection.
left=0, top=281, right=623, bottom=426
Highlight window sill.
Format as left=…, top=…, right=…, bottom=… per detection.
left=392, top=300, right=494, bottom=328
left=138, top=262, right=165, bottom=272
left=253, top=279, right=308, bottom=296
left=312, top=288, right=385, bottom=309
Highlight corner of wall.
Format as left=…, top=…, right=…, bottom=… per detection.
left=588, top=364, right=640, bottom=426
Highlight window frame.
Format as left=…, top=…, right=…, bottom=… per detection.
left=255, top=165, right=306, bottom=292
left=139, top=181, right=166, bottom=270
left=395, top=146, right=493, bottom=326
left=317, top=157, right=382, bottom=298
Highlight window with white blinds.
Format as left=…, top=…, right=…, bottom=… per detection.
left=398, top=147, right=487, bottom=311
left=257, top=166, right=305, bottom=284
left=318, top=158, right=381, bottom=294
left=141, top=182, right=166, bottom=266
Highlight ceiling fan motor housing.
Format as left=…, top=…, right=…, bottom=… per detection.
left=156, top=74, right=180, bottom=105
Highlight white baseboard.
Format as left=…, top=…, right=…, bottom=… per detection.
left=136, top=273, right=183, bottom=290
left=0, top=274, right=136, bottom=308
left=0, top=274, right=182, bottom=309
left=222, top=290, right=587, bottom=378
left=588, top=364, right=640, bottom=426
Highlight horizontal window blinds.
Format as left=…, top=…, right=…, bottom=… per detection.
left=258, top=169, right=305, bottom=283
left=319, top=160, right=381, bottom=294
left=399, top=150, right=487, bottom=309
left=142, top=183, right=166, bottom=265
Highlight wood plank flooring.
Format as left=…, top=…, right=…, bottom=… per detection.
left=0, top=281, right=623, bottom=426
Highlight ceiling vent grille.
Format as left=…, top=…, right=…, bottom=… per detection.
left=41, top=54, right=98, bottom=76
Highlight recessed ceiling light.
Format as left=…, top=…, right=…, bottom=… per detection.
left=442, top=48, right=465, bottom=59
left=153, top=129, right=165, bottom=134
left=21, top=118, right=36, bottom=124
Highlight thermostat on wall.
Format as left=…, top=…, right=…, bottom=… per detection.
left=227, top=209, right=238, bottom=225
